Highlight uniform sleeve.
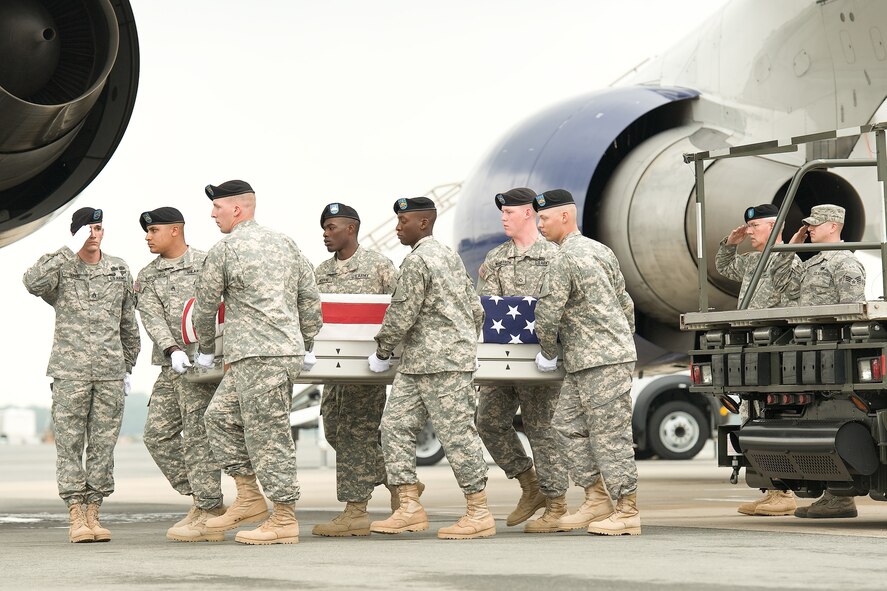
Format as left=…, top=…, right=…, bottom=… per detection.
left=612, top=259, right=635, bottom=334
left=380, top=257, right=398, bottom=295
left=194, top=245, right=226, bottom=354
left=835, top=256, right=866, bottom=304
left=296, top=253, right=323, bottom=351
left=476, top=256, right=498, bottom=297
left=22, top=248, right=76, bottom=305
left=467, top=272, right=485, bottom=336
left=772, top=254, right=802, bottom=304
left=766, top=252, right=799, bottom=305
left=535, top=257, right=571, bottom=361
left=120, top=265, right=141, bottom=371
left=136, top=269, right=178, bottom=354
left=375, top=256, right=426, bottom=357
left=715, top=240, right=744, bottom=282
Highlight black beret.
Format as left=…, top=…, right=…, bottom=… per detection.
left=532, top=189, right=574, bottom=211
left=495, top=187, right=536, bottom=210
left=140, top=207, right=185, bottom=232
left=393, top=196, right=436, bottom=214
left=744, top=204, right=779, bottom=223
left=70, top=207, right=103, bottom=234
left=320, top=203, right=361, bottom=228
left=205, top=179, right=254, bottom=200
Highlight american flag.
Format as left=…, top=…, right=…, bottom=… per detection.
left=480, top=295, right=539, bottom=344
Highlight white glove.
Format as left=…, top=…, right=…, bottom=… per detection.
left=170, top=350, right=192, bottom=374
left=123, top=372, right=132, bottom=395
left=303, top=351, right=317, bottom=372
left=368, top=352, right=391, bottom=373
left=195, top=352, right=215, bottom=369
left=66, top=225, right=91, bottom=252
left=535, top=352, right=558, bottom=372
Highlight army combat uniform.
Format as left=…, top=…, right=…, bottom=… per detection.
left=195, top=219, right=322, bottom=505
left=137, top=247, right=222, bottom=511
left=476, top=236, right=568, bottom=500
left=315, top=246, right=397, bottom=503
left=715, top=241, right=799, bottom=309
left=535, top=230, right=639, bottom=531
left=23, top=247, right=140, bottom=508
left=780, top=250, right=866, bottom=306
left=376, top=236, right=488, bottom=494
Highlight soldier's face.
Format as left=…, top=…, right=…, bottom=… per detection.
left=537, top=210, right=560, bottom=242
left=145, top=224, right=175, bottom=255
left=500, top=205, right=525, bottom=237
left=396, top=212, right=422, bottom=246
left=746, top=219, right=774, bottom=251
left=322, top=218, right=352, bottom=253
left=82, top=223, right=103, bottom=254
left=211, top=197, right=237, bottom=233
left=806, top=222, right=835, bottom=243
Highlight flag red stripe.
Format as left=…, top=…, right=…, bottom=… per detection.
left=182, top=297, right=195, bottom=343
left=322, top=302, right=388, bottom=324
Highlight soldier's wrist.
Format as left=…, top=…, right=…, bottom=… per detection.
left=164, top=345, right=182, bottom=357
left=375, top=351, right=391, bottom=360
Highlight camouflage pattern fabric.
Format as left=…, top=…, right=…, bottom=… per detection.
left=535, top=231, right=636, bottom=371
left=553, top=362, right=638, bottom=500
left=715, top=240, right=800, bottom=309
left=316, top=246, right=396, bottom=502
left=781, top=250, right=866, bottom=306
left=143, top=368, right=222, bottom=510
left=204, top=356, right=302, bottom=503
left=475, top=235, right=566, bottom=497
left=136, top=247, right=207, bottom=365
left=374, top=236, right=484, bottom=373
left=23, top=247, right=140, bottom=378
left=51, top=379, right=125, bottom=507
left=194, top=219, right=322, bottom=360
left=381, top=371, right=488, bottom=494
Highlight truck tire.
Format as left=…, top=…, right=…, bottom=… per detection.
left=416, top=420, right=446, bottom=466
left=648, top=401, right=707, bottom=460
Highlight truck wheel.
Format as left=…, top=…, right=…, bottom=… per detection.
left=648, top=401, right=707, bottom=460
left=416, top=421, right=446, bottom=466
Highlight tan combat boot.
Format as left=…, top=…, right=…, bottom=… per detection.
left=587, top=492, right=640, bottom=536
left=67, top=504, right=94, bottom=543
left=523, top=495, right=567, bottom=533
left=506, top=467, right=547, bottom=526
left=166, top=506, right=228, bottom=542
left=794, top=491, right=858, bottom=519
left=437, top=490, right=497, bottom=540
left=172, top=500, right=201, bottom=528
left=752, top=490, right=796, bottom=516
left=85, top=503, right=111, bottom=542
left=556, top=479, right=612, bottom=531
left=235, top=502, right=299, bottom=545
left=205, top=474, right=269, bottom=533
left=385, top=480, right=426, bottom=512
left=312, top=502, right=370, bottom=537
left=737, top=491, right=770, bottom=515
left=371, top=484, right=429, bottom=534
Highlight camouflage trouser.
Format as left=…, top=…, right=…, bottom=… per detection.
left=321, top=384, right=387, bottom=503
left=51, top=379, right=124, bottom=507
left=381, top=371, right=487, bottom=494
left=204, top=356, right=301, bottom=503
left=143, top=367, right=222, bottom=510
left=553, top=362, right=638, bottom=500
left=476, top=383, right=568, bottom=497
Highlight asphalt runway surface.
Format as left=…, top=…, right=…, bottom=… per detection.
left=2, top=437, right=887, bottom=590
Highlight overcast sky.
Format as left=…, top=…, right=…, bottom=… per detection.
left=0, top=0, right=728, bottom=407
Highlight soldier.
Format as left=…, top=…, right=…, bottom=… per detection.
left=192, top=180, right=322, bottom=545
left=367, top=196, right=494, bottom=540
left=23, top=207, right=140, bottom=543
left=716, top=203, right=799, bottom=516
left=133, top=207, right=225, bottom=541
left=475, top=187, right=569, bottom=533
left=533, top=189, right=641, bottom=536
left=781, top=204, right=865, bottom=519
left=311, top=203, right=400, bottom=537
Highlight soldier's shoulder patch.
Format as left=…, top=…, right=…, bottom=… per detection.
left=845, top=276, right=863, bottom=285
left=478, top=263, right=489, bottom=280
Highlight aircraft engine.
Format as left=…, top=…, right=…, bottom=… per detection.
left=0, top=0, right=139, bottom=247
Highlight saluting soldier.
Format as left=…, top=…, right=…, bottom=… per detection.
left=475, top=187, right=569, bottom=533
left=133, top=207, right=225, bottom=542
left=311, top=203, right=401, bottom=537
left=368, top=197, right=494, bottom=540
left=533, top=189, right=641, bottom=536
left=192, top=180, right=323, bottom=545
left=23, top=207, right=140, bottom=543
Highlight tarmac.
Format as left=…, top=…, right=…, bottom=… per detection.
left=3, top=435, right=887, bottom=590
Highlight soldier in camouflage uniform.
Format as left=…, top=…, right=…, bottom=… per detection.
left=474, top=187, right=569, bottom=533
left=132, top=207, right=225, bottom=542
left=717, top=203, right=800, bottom=516
left=533, top=189, right=641, bottom=536
left=23, top=207, right=140, bottom=543
left=368, top=196, right=494, bottom=540
left=311, top=203, right=398, bottom=537
left=779, top=204, right=865, bottom=519
left=190, top=180, right=323, bottom=545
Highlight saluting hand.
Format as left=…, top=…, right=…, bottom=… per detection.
left=789, top=224, right=809, bottom=244
left=725, top=224, right=748, bottom=246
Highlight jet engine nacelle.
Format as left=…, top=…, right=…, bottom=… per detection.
left=0, top=0, right=139, bottom=247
